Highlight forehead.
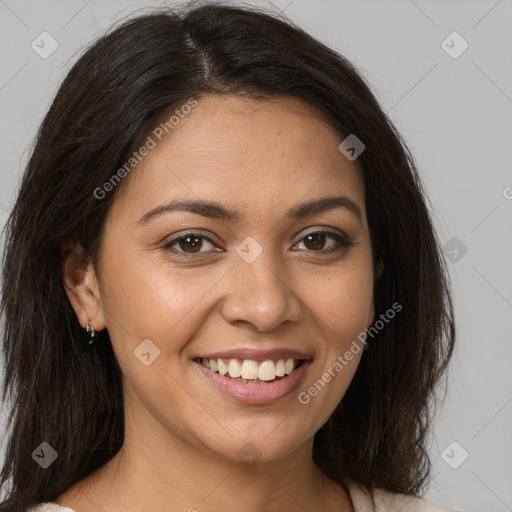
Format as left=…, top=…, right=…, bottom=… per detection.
left=111, top=94, right=366, bottom=226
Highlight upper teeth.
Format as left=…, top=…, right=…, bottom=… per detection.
left=200, top=358, right=298, bottom=381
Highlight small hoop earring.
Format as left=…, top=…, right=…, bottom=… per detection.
left=85, top=319, right=96, bottom=345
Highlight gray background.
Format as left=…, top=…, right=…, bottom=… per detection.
left=0, top=0, right=511, bottom=510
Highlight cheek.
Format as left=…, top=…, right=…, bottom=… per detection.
left=99, top=244, right=230, bottom=349
left=307, top=261, right=375, bottom=345
left=294, top=263, right=373, bottom=427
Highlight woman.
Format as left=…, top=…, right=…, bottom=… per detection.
left=0, top=2, right=457, bottom=511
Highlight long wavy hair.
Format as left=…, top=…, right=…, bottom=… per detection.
left=0, top=2, right=455, bottom=510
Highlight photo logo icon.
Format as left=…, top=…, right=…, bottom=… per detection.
left=443, top=236, right=468, bottom=263
left=32, top=441, right=58, bottom=469
left=134, top=339, right=161, bottom=366
left=441, top=441, right=469, bottom=469
left=236, top=442, right=262, bottom=467
left=31, top=32, right=59, bottom=59
left=441, top=31, right=469, bottom=59
left=236, top=236, right=263, bottom=263
left=338, top=134, right=365, bottom=161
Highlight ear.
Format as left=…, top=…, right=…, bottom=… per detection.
left=61, top=242, right=106, bottom=331
left=374, top=259, right=384, bottom=282
left=367, top=259, right=384, bottom=327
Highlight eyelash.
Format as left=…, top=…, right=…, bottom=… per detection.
left=161, top=229, right=355, bottom=258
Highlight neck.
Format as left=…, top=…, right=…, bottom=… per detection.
left=58, top=395, right=354, bottom=512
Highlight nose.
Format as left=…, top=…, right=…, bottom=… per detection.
left=219, top=248, right=303, bottom=332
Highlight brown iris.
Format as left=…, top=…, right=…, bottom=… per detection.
left=178, top=235, right=203, bottom=253
left=302, top=233, right=327, bottom=251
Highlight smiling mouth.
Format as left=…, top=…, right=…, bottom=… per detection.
left=194, top=357, right=305, bottom=384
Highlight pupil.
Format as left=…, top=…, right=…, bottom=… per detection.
left=179, top=236, right=202, bottom=253
left=305, top=233, right=325, bottom=250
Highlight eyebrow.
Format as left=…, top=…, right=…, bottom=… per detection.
left=136, top=195, right=362, bottom=226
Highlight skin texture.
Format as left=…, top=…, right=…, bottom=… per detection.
left=61, top=95, right=383, bottom=512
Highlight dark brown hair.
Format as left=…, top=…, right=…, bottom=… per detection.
left=0, top=2, right=455, bottom=510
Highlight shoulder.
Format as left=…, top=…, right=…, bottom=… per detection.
left=26, top=503, right=76, bottom=512
left=347, top=481, right=459, bottom=512
left=372, top=488, right=456, bottom=512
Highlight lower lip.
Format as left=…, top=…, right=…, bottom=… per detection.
left=194, top=360, right=311, bottom=405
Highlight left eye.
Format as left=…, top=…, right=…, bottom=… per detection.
left=163, top=233, right=217, bottom=255
left=163, top=230, right=351, bottom=256
left=294, top=231, right=348, bottom=252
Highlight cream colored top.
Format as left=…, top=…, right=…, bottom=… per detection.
left=26, top=481, right=457, bottom=511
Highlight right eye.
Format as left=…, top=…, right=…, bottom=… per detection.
left=162, top=232, right=219, bottom=256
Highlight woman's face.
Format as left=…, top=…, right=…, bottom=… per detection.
left=82, top=95, right=379, bottom=462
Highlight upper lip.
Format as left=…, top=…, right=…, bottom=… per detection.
left=195, top=348, right=312, bottom=361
